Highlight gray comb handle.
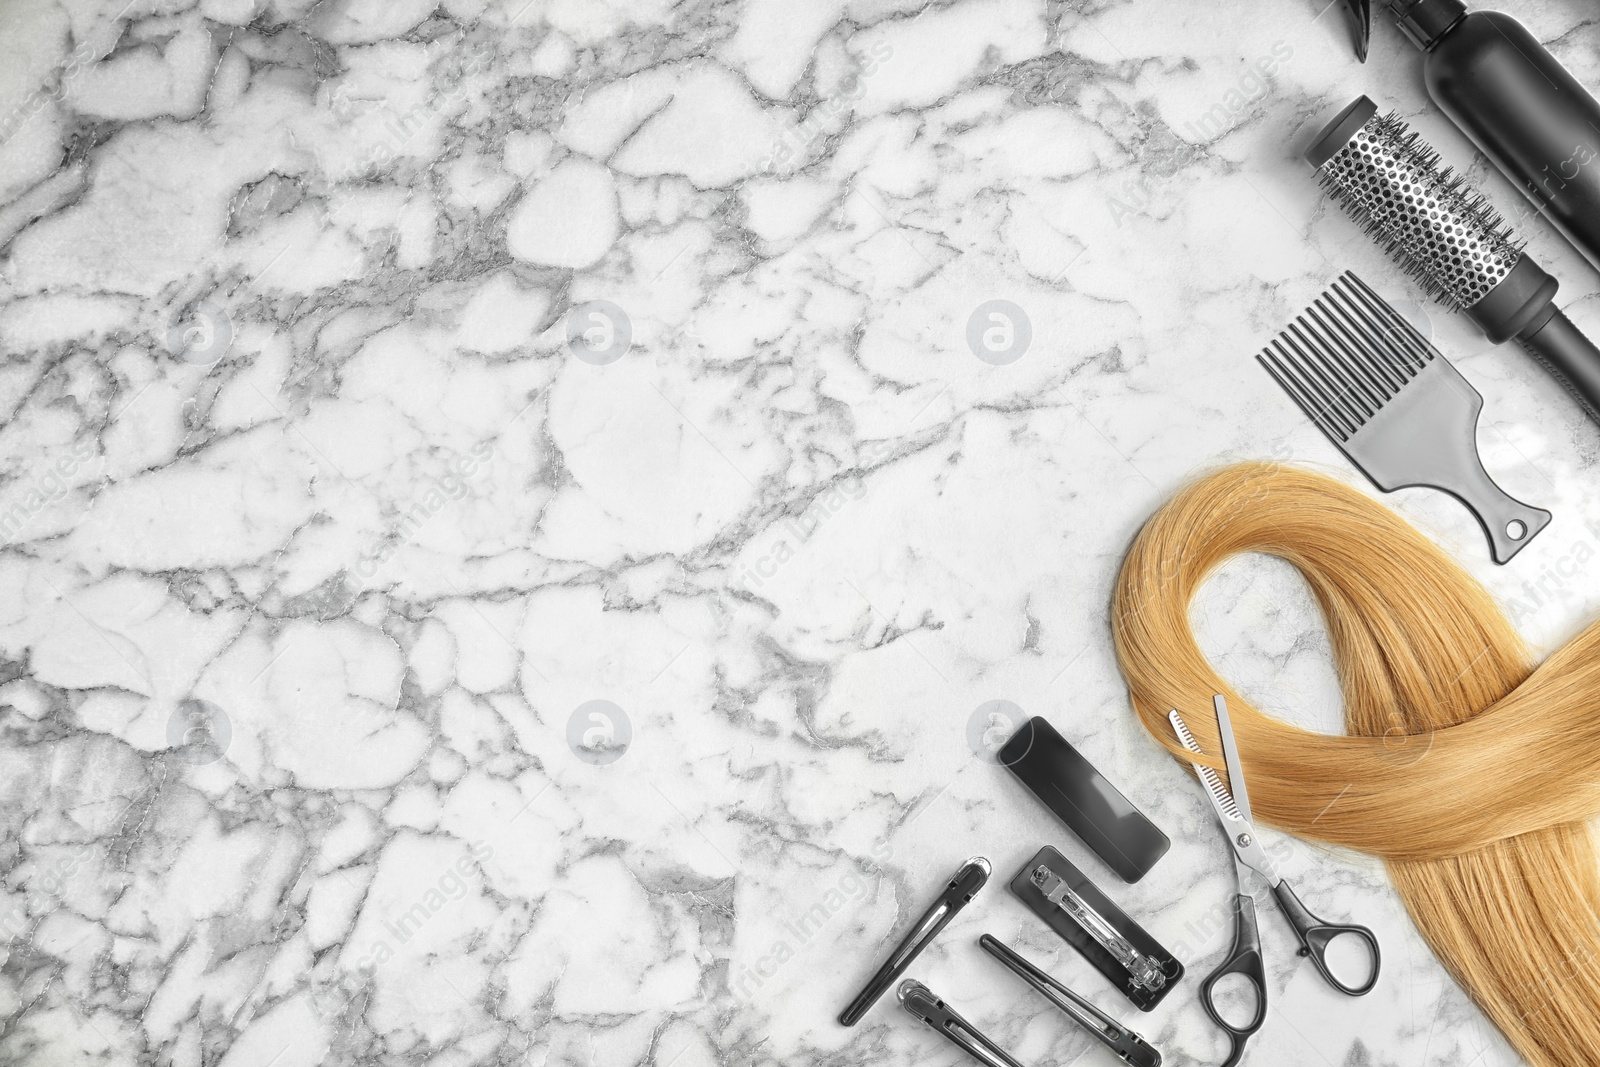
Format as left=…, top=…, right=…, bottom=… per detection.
left=1260, top=272, right=1551, bottom=564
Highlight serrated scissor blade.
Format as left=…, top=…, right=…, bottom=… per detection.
left=1168, top=708, right=1242, bottom=822
left=1169, top=704, right=1278, bottom=884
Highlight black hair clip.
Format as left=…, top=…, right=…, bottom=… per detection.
left=838, top=857, right=991, bottom=1026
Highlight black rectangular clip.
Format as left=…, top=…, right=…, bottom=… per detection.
left=1010, top=846, right=1182, bottom=1011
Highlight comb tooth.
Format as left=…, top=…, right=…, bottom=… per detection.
left=1259, top=346, right=1353, bottom=442
left=1329, top=281, right=1424, bottom=380
left=1275, top=330, right=1368, bottom=435
left=1329, top=273, right=1419, bottom=369
left=1324, top=299, right=1414, bottom=395
left=1302, top=300, right=1399, bottom=402
left=1314, top=288, right=1415, bottom=389
left=1285, top=325, right=1377, bottom=434
left=1266, top=333, right=1360, bottom=435
left=1341, top=272, right=1439, bottom=370
left=1259, top=346, right=1347, bottom=440
left=1284, top=319, right=1378, bottom=426
left=1306, top=313, right=1397, bottom=413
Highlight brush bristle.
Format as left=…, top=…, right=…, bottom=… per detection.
left=1316, top=112, right=1523, bottom=311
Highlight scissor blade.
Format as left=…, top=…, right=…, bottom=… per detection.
left=1214, top=694, right=1253, bottom=824
left=1170, top=706, right=1278, bottom=884
left=1168, top=709, right=1246, bottom=825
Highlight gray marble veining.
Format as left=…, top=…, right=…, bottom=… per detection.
left=2, top=0, right=1598, bottom=1064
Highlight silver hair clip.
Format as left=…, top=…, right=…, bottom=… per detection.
left=1030, top=865, right=1165, bottom=993
left=980, top=935, right=1162, bottom=1066
left=899, top=979, right=1029, bottom=1067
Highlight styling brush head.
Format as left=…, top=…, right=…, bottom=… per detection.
left=1307, top=97, right=1524, bottom=312
left=1306, top=95, right=1600, bottom=422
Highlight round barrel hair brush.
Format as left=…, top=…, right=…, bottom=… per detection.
left=1305, top=95, right=1600, bottom=424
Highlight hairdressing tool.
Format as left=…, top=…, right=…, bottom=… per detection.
left=1339, top=3, right=1600, bottom=274
left=1168, top=696, right=1381, bottom=1067
left=1340, top=0, right=1370, bottom=61
left=998, top=717, right=1169, bottom=882
left=1257, top=270, right=1550, bottom=564
left=1306, top=97, right=1600, bottom=422
left=1009, top=847, right=1182, bottom=1010
left=898, top=979, right=1029, bottom=1067
left=1033, top=866, right=1165, bottom=993
left=979, top=934, right=1162, bottom=1067
left=838, top=856, right=990, bottom=1026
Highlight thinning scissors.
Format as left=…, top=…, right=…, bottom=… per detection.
left=1168, top=695, right=1380, bottom=1067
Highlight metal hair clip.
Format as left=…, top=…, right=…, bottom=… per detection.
left=899, top=979, right=1029, bottom=1067
left=980, top=935, right=1162, bottom=1067
left=838, top=856, right=991, bottom=1026
left=1029, top=865, right=1165, bottom=993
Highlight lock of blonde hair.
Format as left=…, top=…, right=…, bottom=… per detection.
left=1112, top=463, right=1600, bottom=1067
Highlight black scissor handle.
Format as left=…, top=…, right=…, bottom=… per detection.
left=1271, top=880, right=1381, bottom=996
left=1200, top=892, right=1268, bottom=1067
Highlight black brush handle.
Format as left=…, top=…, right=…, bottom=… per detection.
left=1468, top=255, right=1600, bottom=426
left=1516, top=308, right=1600, bottom=425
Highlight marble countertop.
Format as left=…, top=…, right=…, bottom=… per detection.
left=3, top=0, right=1599, bottom=1064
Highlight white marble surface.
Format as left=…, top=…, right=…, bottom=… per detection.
left=2, top=0, right=1599, bottom=1064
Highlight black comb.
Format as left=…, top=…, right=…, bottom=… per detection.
left=1259, top=272, right=1551, bottom=564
